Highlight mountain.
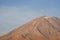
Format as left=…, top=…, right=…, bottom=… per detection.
left=0, top=16, right=60, bottom=40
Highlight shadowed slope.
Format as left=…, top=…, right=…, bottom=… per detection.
left=0, top=16, right=60, bottom=40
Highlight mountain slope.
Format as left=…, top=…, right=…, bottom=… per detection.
left=0, top=16, right=60, bottom=40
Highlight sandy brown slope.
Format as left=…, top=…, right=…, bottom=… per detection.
left=0, top=16, right=60, bottom=40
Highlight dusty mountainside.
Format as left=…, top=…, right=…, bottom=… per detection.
left=0, top=16, right=60, bottom=40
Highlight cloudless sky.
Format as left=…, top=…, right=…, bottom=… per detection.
left=0, top=0, right=60, bottom=36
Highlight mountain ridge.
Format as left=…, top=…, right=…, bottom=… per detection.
left=0, top=16, right=60, bottom=40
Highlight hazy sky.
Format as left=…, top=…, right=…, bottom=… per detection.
left=0, top=0, right=60, bottom=36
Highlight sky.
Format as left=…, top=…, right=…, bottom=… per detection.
left=0, top=0, right=60, bottom=36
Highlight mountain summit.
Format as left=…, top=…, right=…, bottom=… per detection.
left=0, top=16, right=60, bottom=40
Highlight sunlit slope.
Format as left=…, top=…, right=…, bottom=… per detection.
left=0, top=16, right=60, bottom=40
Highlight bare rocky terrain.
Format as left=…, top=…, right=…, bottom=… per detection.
left=0, top=16, right=60, bottom=40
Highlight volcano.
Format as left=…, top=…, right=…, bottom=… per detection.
left=0, top=16, right=60, bottom=40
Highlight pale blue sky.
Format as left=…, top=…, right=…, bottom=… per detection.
left=0, top=0, right=60, bottom=36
